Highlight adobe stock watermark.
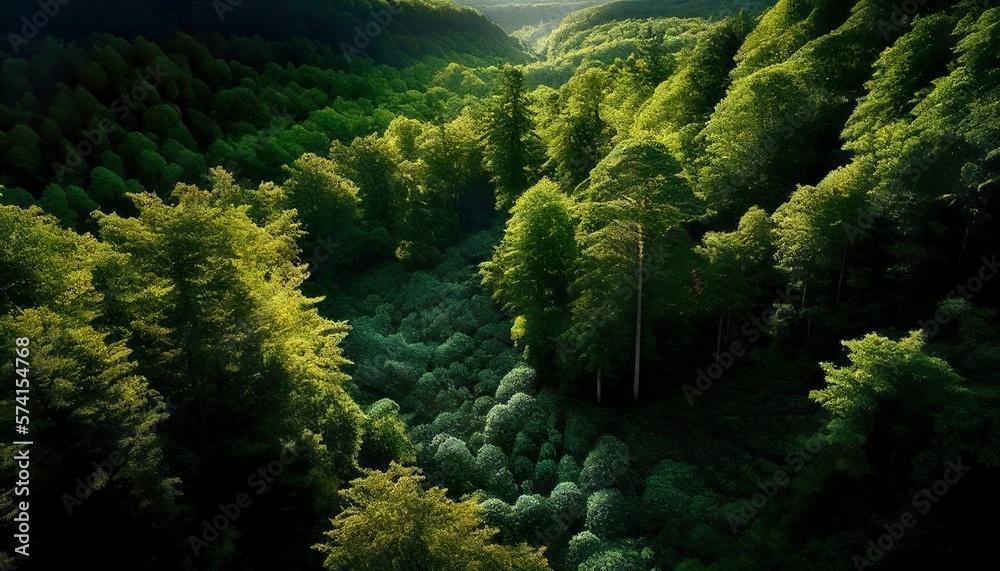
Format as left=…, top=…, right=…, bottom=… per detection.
left=340, top=0, right=402, bottom=63
left=6, top=0, right=73, bottom=54
left=878, top=0, right=933, bottom=41
left=683, top=286, right=801, bottom=404
left=726, top=430, right=824, bottom=534
left=188, top=441, right=306, bottom=556
left=212, top=0, right=248, bottom=22
left=852, top=459, right=970, bottom=570
left=304, top=236, right=341, bottom=275
left=51, top=65, right=171, bottom=182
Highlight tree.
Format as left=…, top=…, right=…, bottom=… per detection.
left=633, top=12, right=752, bottom=161
left=0, top=204, right=182, bottom=566
left=695, top=206, right=777, bottom=356
left=315, top=462, right=551, bottom=571
left=331, top=134, right=405, bottom=232
left=579, top=435, right=631, bottom=494
left=88, top=166, right=129, bottom=208
left=281, top=152, right=361, bottom=265
left=807, top=330, right=982, bottom=498
left=95, top=184, right=365, bottom=566
left=482, top=65, right=542, bottom=210
left=481, top=179, right=577, bottom=369
left=544, top=68, right=613, bottom=190
left=571, top=139, right=699, bottom=402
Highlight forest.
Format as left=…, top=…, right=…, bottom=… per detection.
left=1, top=0, right=998, bottom=569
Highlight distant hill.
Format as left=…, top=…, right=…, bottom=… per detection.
left=0, top=0, right=528, bottom=65
left=547, top=0, right=773, bottom=56
left=455, top=0, right=614, bottom=33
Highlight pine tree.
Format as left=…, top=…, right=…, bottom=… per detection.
left=483, top=65, right=542, bottom=210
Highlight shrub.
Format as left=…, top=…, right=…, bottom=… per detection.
left=496, top=365, right=537, bottom=403
left=484, top=392, right=537, bottom=452
left=558, top=454, right=581, bottom=483
left=548, top=482, right=586, bottom=531
left=433, top=436, right=476, bottom=495
left=586, top=488, right=629, bottom=539
left=534, top=459, right=558, bottom=494
left=513, top=493, right=550, bottom=539
left=480, top=497, right=514, bottom=543
left=578, top=545, right=646, bottom=571
left=579, top=435, right=630, bottom=493
left=487, top=468, right=519, bottom=503
left=476, top=444, right=507, bottom=483
left=511, top=455, right=535, bottom=483
left=567, top=531, right=603, bottom=569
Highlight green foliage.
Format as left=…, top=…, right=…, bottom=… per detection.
left=633, top=12, right=753, bottom=159
left=483, top=65, right=544, bottom=209
left=811, top=331, right=971, bottom=477
left=696, top=205, right=777, bottom=314
left=316, top=462, right=551, bottom=570
left=282, top=152, right=360, bottom=239
left=360, top=399, right=417, bottom=469
left=88, top=166, right=129, bottom=208
left=568, top=138, right=700, bottom=391
left=585, top=488, right=629, bottom=539
left=566, top=530, right=602, bottom=569
left=577, top=544, right=647, bottom=571
left=578, top=435, right=630, bottom=493
left=496, top=365, right=539, bottom=403
left=90, top=183, right=366, bottom=565
left=5, top=1, right=1000, bottom=568
left=433, top=436, right=478, bottom=494
left=641, top=460, right=718, bottom=543
left=485, top=393, right=538, bottom=453
left=482, top=178, right=578, bottom=367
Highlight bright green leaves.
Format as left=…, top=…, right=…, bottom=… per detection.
left=316, top=462, right=551, bottom=571
left=696, top=206, right=777, bottom=315
left=811, top=331, right=970, bottom=476
left=481, top=178, right=577, bottom=368
left=568, top=139, right=699, bottom=394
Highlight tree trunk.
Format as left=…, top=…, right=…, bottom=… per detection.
left=633, top=226, right=644, bottom=403
left=836, top=244, right=848, bottom=305
left=793, top=282, right=807, bottom=346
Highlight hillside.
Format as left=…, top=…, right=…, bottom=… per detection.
left=2, top=0, right=998, bottom=570
left=545, top=0, right=773, bottom=56
left=1, top=0, right=528, bottom=65
left=456, top=0, right=613, bottom=34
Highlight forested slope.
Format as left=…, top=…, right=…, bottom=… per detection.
left=2, top=0, right=999, bottom=570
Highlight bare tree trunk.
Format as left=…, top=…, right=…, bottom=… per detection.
left=793, top=282, right=807, bottom=346
left=836, top=244, right=848, bottom=305
left=633, top=227, right=644, bottom=403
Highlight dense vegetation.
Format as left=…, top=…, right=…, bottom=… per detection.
left=2, top=0, right=998, bottom=569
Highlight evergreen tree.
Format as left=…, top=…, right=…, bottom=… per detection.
left=481, top=178, right=578, bottom=371
left=482, top=65, right=542, bottom=210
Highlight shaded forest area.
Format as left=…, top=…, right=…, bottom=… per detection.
left=2, top=0, right=999, bottom=570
